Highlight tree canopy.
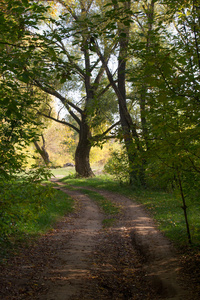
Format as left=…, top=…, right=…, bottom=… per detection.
left=0, top=0, right=49, bottom=178
left=1, top=0, right=200, bottom=242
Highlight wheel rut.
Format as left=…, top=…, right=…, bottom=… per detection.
left=45, top=182, right=190, bottom=299
left=0, top=180, right=196, bottom=300
left=91, top=189, right=186, bottom=300
left=39, top=187, right=104, bottom=300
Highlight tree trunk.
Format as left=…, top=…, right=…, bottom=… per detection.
left=34, top=135, right=50, bottom=165
left=118, top=65, right=145, bottom=186
left=117, top=2, right=145, bottom=187
left=139, top=0, right=155, bottom=152
left=177, top=171, right=192, bottom=244
left=140, top=86, right=149, bottom=151
left=75, top=116, right=94, bottom=177
left=74, top=34, right=95, bottom=178
left=96, top=2, right=146, bottom=186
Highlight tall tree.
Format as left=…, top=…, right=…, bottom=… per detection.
left=25, top=0, right=119, bottom=177
left=131, top=0, right=200, bottom=242
left=93, top=0, right=146, bottom=186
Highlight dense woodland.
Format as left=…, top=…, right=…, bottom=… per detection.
left=0, top=0, right=200, bottom=250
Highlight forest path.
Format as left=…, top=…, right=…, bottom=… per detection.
left=0, top=179, right=196, bottom=300
left=38, top=183, right=104, bottom=300
left=37, top=179, right=190, bottom=300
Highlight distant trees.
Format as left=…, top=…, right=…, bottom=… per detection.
left=33, top=119, right=76, bottom=167
left=33, top=135, right=50, bottom=165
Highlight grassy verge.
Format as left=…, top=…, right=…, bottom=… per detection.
left=18, top=188, right=74, bottom=235
left=0, top=185, right=74, bottom=261
left=50, top=166, right=75, bottom=177
left=61, top=174, right=200, bottom=248
left=80, top=189, right=121, bottom=227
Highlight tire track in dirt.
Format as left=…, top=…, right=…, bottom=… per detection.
left=0, top=180, right=196, bottom=299
left=49, top=181, right=192, bottom=299
left=38, top=186, right=104, bottom=300
left=89, top=189, right=190, bottom=300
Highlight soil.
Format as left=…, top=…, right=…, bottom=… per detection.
left=0, top=178, right=199, bottom=300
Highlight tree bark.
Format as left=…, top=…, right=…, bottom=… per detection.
left=140, top=86, right=149, bottom=151
left=118, top=52, right=145, bottom=186
left=34, top=135, right=50, bottom=165
left=116, top=1, right=145, bottom=186
left=75, top=114, right=94, bottom=177
left=139, top=0, right=155, bottom=152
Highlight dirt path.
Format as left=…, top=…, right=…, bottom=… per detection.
left=38, top=187, right=104, bottom=300
left=90, top=189, right=184, bottom=299
left=0, top=180, right=198, bottom=299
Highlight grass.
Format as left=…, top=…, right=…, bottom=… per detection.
left=80, top=189, right=120, bottom=215
left=60, top=174, right=200, bottom=248
left=0, top=184, right=74, bottom=260
left=19, top=189, right=74, bottom=235
left=60, top=173, right=119, bottom=190
left=50, top=166, right=75, bottom=177
left=80, top=189, right=120, bottom=227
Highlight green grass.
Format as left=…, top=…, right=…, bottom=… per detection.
left=0, top=185, right=74, bottom=260
left=102, top=218, right=116, bottom=227
left=60, top=174, right=200, bottom=247
left=79, top=188, right=120, bottom=228
left=80, top=189, right=120, bottom=215
left=60, top=174, right=119, bottom=190
left=18, top=189, right=74, bottom=235
left=50, top=166, right=75, bottom=177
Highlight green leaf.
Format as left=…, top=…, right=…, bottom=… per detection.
left=20, top=72, right=30, bottom=83
left=21, top=0, right=29, bottom=6
left=49, top=47, right=57, bottom=59
left=120, top=32, right=127, bottom=37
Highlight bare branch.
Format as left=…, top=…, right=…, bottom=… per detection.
left=38, top=111, right=80, bottom=133
left=33, top=79, right=82, bottom=125
left=93, top=121, right=120, bottom=140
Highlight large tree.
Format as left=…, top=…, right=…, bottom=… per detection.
left=23, top=0, right=119, bottom=177
left=92, top=0, right=147, bottom=186
left=128, top=0, right=200, bottom=242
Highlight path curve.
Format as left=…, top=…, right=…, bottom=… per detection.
left=0, top=180, right=197, bottom=300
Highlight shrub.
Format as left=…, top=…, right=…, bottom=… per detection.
left=104, top=149, right=129, bottom=183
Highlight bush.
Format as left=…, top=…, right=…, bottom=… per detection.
left=145, top=160, right=176, bottom=191
left=0, top=166, right=53, bottom=255
left=104, top=149, right=130, bottom=183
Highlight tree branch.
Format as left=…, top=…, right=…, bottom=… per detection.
left=93, top=120, right=120, bottom=140
left=58, top=41, right=86, bottom=79
left=33, top=79, right=82, bottom=125
left=38, top=111, right=80, bottom=133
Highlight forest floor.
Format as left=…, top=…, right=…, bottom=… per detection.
left=0, top=178, right=200, bottom=300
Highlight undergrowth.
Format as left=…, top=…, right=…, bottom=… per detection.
left=0, top=182, right=74, bottom=261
